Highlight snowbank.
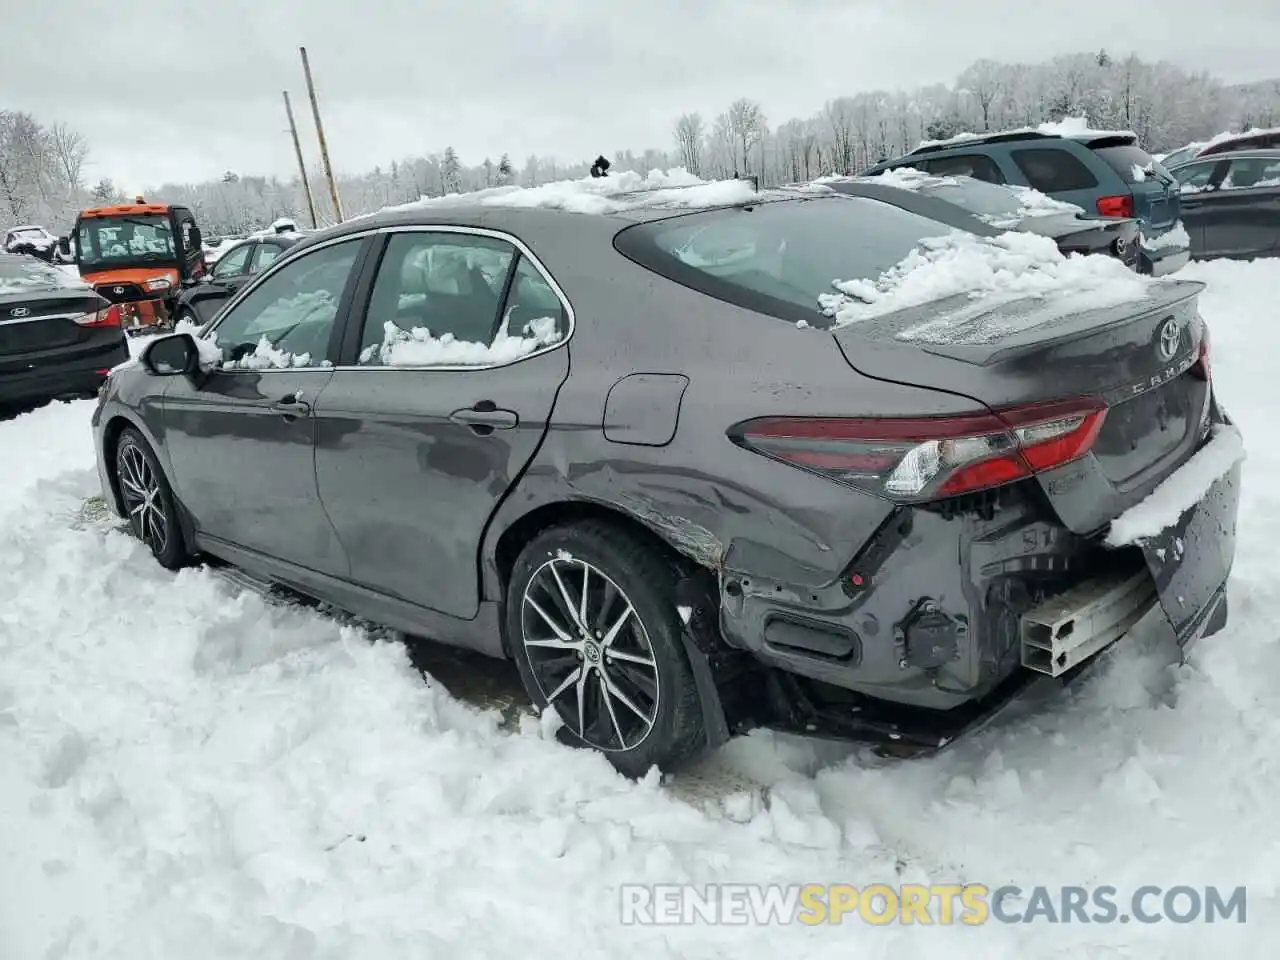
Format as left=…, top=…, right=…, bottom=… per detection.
left=819, top=229, right=1151, bottom=336
left=3, top=259, right=1280, bottom=959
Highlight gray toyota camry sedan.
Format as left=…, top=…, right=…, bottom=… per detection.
left=91, top=177, right=1241, bottom=775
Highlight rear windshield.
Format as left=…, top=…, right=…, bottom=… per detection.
left=1093, top=144, right=1171, bottom=184
left=0, top=256, right=63, bottom=291
left=916, top=179, right=1022, bottom=217
left=613, top=197, right=953, bottom=327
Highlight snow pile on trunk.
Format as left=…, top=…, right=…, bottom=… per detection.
left=361, top=314, right=562, bottom=367
left=380, top=169, right=779, bottom=217
left=821, top=229, right=1151, bottom=332
left=1106, top=423, right=1246, bottom=545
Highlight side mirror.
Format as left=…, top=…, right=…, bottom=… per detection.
left=189, top=227, right=203, bottom=249
left=142, top=333, right=199, bottom=377
left=57, top=236, right=71, bottom=255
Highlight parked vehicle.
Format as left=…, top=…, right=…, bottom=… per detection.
left=4, top=225, right=59, bottom=263
left=1163, top=127, right=1280, bottom=171
left=1165, top=149, right=1280, bottom=260
left=0, top=253, right=128, bottom=406
left=91, top=184, right=1238, bottom=775
left=174, top=233, right=303, bottom=326
left=862, top=128, right=1188, bottom=276
left=59, top=198, right=207, bottom=335
left=818, top=171, right=1141, bottom=268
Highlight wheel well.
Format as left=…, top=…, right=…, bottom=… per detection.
left=492, top=500, right=696, bottom=598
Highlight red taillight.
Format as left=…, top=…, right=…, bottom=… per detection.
left=74, top=304, right=123, bottom=328
left=1096, top=195, right=1134, bottom=218
left=1191, top=324, right=1211, bottom=382
left=733, top=399, right=1107, bottom=502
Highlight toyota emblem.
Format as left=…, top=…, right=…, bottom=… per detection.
left=113, top=286, right=125, bottom=295
left=9, top=306, right=30, bottom=318
left=1157, top=318, right=1180, bottom=362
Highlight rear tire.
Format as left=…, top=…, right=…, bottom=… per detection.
left=114, top=427, right=189, bottom=570
left=505, top=522, right=707, bottom=777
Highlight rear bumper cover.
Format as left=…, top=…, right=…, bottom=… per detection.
left=0, top=339, right=128, bottom=403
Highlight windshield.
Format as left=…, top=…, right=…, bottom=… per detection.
left=76, top=214, right=175, bottom=268
left=614, top=196, right=956, bottom=328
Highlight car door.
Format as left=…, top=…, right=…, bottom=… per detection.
left=1172, top=158, right=1226, bottom=257
left=313, top=227, right=571, bottom=619
left=1202, top=155, right=1280, bottom=258
left=190, top=241, right=256, bottom=322
left=158, top=234, right=373, bottom=575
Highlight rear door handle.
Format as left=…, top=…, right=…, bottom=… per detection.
left=271, top=392, right=311, bottom=419
left=449, top=403, right=518, bottom=431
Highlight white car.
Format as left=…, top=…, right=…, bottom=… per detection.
left=4, top=225, right=59, bottom=260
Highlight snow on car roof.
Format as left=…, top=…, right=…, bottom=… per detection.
left=915, top=116, right=1137, bottom=152
left=376, top=168, right=804, bottom=218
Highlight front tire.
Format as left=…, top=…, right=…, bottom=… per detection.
left=505, top=521, right=707, bottom=777
left=114, top=427, right=188, bottom=570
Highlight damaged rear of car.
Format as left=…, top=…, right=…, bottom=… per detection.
left=613, top=195, right=1241, bottom=755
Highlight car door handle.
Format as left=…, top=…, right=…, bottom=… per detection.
left=271, top=393, right=311, bottom=418
left=449, top=404, right=518, bottom=430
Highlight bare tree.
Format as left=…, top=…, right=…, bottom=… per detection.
left=726, top=98, right=766, bottom=176
left=673, top=112, right=705, bottom=175
left=49, top=123, right=89, bottom=190
left=824, top=98, right=856, bottom=175
left=957, top=59, right=1004, bottom=131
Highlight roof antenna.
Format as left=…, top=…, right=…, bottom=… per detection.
left=590, top=155, right=611, bottom=178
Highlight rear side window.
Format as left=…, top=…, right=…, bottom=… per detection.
left=1092, top=144, right=1167, bottom=184
left=1010, top=148, right=1099, bottom=192
left=921, top=153, right=1006, bottom=184
left=614, top=197, right=956, bottom=327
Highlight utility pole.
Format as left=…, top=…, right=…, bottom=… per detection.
left=299, top=45, right=344, bottom=223
left=282, top=90, right=318, bottom=229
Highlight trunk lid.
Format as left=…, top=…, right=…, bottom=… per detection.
left=831, top=280, right=1212, bottom=532
left=0, top=289, right=104, bottom=360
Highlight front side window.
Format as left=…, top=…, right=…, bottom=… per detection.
left=1172, top=160, right=1222, bottom=192
left=614, top=196, right=957, bottom=327
left=1010, top=148, right=1099, bottom=193
left=209, top=239, right=362, bottom=369
left=212, top=243, right=253, bottom=278
left=357, top=232, right=567, bottom=367
left=75, top=214, right=175, bottom=269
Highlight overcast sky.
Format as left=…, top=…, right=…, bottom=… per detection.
left=3, top=0, right=1276, bottom=192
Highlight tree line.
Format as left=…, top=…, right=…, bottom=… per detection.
left=5, top=50, right=1280, bottom=238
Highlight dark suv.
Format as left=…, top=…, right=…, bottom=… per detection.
left=863, top=130, right=1188, bottom=276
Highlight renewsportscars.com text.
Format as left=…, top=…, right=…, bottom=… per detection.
left=620, top=883, right=1247, bottom=926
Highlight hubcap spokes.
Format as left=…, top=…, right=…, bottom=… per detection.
left=118, top=445, right=168, bottom=556
left=521, top=556, right=660, bottom=752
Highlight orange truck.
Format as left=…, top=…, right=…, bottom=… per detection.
left=58, top=198, right=207, bottom=334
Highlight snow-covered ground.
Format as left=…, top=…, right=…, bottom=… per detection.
left=2, top=260, right=1278, bottom=958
